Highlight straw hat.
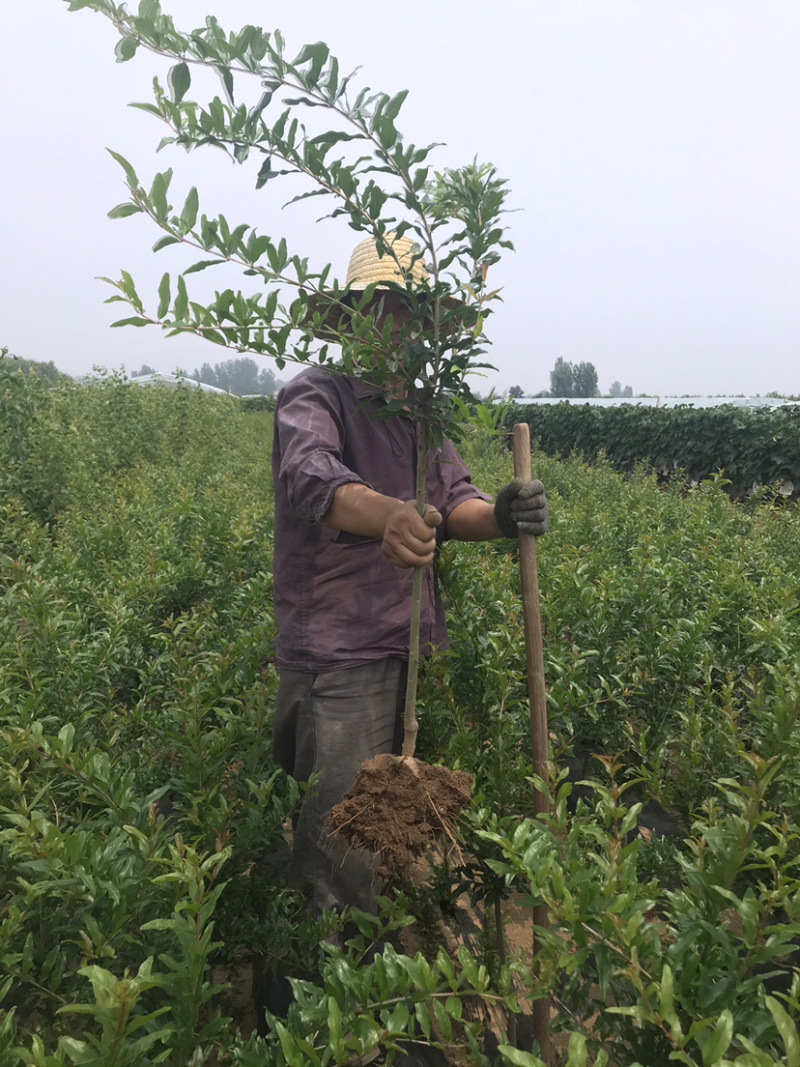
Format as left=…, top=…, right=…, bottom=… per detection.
left=342, top=232, right=428, bottom=294
left=301, top=231, right=460, bottom=337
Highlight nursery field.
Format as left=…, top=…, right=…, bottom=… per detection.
left=3, top=363, right=800, bottom=1066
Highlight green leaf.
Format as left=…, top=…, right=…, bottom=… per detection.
left=256, top=156, right=273, bottom=189
left=497, top=1046, right=547, bottom=1067
left=58, top=723, right=75, bottom=751
left=445, top=996, right=462, bottom=1021
left=152, top=235, right=180, bottom=252
left=183, top=259, right=226, bottom=275
left=384, top=89, right=409, bottom=120
left=140, top=918, right=176, bottom=932
left=327, top=996, right=344, bottom=1056
left=129, top=101, right=164, bottom=119
left=325, top=54, right=340, bottom=97
left=292, top=41, right=329, bottom=71
left=180, top=187, right=199, bottom=231
left=149, top=170, right=172, bottom=221
left=107, top=202, right=143, bottom=219
left=274, top=1020, right=304, bottom=1067
left=157, top=273, right=171, bottom=319
left=607, top=1005, right=651, bottom=1021
left=432, top=999, right=452, bottom=1040
left=250, top=90, right=273, bottom=123
left=111, top=317, right=150, bottom=328
left=114, top=36, right=138, bottom=63
left=414, top=1000, right=431, bottom=1039
left=308, top=130, right=360, bottom=148
left=217, top=65, right=234, bottom=105
left=566, top=1032, right=588, bottom=1067
left=659, top=964, right=677, bottom=1029
left=376, top=116, right=398, bottom=150
left=701, top=1009, right=733, bottom=1066
left=457, top=945, right=479, bottom=987
left=767, top=997, right=800, bottom=1067
left=106, top=149, right=138, bottom=187
left=174, top=275, right=188, bottom=321
left=282, top=96, right=326, bottom=109
left=167, top=62, right=191, bottom=105
left=387, top=1002, right=409, bottom=1032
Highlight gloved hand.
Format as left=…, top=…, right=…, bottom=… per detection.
left=493, top=478, right=548, bottom=538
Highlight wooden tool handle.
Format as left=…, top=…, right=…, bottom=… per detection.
left=512, top=423, right=549, bottom=813
left=512, top=421, right=552, bottom=1066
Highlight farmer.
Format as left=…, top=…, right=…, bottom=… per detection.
left=270, top=234, right=547, bottom=920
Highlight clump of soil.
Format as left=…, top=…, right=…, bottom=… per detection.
left=328, top=754, right=473, bottom=885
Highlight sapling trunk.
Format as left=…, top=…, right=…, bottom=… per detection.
left=400, top=257, right=442, bottom=759
left=401, top=417, right=429, bottom=758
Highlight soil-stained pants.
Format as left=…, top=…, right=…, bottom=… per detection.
left=272, top=658, right=407, bottom=918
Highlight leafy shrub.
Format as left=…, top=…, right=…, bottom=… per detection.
left=477, top=750, right=800, bottom=1066
left=240, top=394, right=277, bottom=414
left=511, top=401, right=800, bottom=498
left=3, top=380, right=800, bottom=1063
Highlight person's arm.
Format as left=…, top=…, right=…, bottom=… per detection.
left=445, top=497, right=503, bottom=542
left=321, top=483, right=443, bottom=569
left=446, top=482, right=549, bottom=541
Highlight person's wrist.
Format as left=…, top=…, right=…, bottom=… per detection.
left=380, top=498, right=408, bottom=537
left=493, top=482, right=521, bottom=539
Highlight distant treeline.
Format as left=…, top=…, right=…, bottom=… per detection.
left=1, top=349, right=288, bottom=400
left=132, top=357, right=281, bottom=396
left=0, top=350, right=71, bottom=386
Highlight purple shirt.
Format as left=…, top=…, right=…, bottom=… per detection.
left=272, top=367, right=489, bottom=672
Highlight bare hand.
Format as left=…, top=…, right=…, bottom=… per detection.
left=382, top=501, right=442, bottom=568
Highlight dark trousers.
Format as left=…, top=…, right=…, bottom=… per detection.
left=272, top=658, right=407, bottom=917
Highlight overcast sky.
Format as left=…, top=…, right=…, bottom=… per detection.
left=2, top=1, right=800, bottom=397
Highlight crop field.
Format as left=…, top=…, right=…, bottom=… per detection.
left=2, top=364, right=800, bottom=1065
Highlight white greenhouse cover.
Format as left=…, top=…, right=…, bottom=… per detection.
left=130, top=372, right=228, bottom=394
left=519, top=395, right=799, bottom=409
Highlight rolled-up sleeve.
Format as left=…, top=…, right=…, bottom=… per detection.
left=274, top=375, right=368, bottom=522
left=433, top=441, right=491, bottom=542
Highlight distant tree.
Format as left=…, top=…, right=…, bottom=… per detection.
left=195, top=362, right=217, bottom=387
left=534, top=389, right=551, bottom=398
left=29, top=360, right=66, bottom=385
left=508, top=384, right=524, bottom=399
left=622, top=385, right=633, bottom=398
left=549, top=357, right=599, bottom=398
left=549, top=357, right=574, bottom=397
left=257, top=367, right=278, bottom=395
left=131, top=364, right=156, bottom=377
left=573, top=361, right=599, bottom=398
left=191, top=357, right=279, bottom=395
left=608, top=381, right=622, bottom=397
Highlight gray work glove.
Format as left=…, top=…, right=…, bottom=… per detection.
left=494, top=478, right=548, bottom=538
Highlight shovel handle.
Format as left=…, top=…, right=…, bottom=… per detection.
left=512, top=422, right=552, bottom=1066
left=512, top=423, right=549, bottom=812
